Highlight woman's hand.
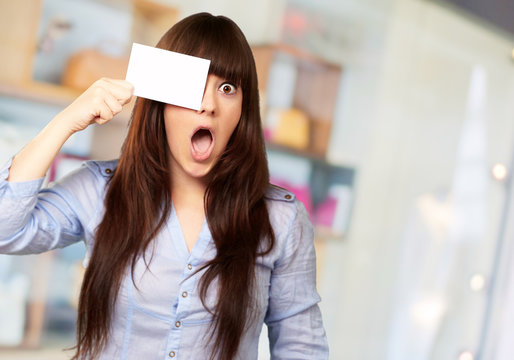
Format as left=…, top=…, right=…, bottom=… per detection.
left=58, top=78, right=134, bottom=134
left=7, top=78, right=133, bottom=182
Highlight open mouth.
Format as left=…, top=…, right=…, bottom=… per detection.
left=190, top=127, right=214, bottom=161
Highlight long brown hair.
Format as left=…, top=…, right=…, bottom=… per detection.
left=73, top=13, right=274, bottom=360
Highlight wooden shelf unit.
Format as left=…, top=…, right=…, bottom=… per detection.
left=252, top=43, right=342, bottom=159
left=0, top=0, right=178, bottom=350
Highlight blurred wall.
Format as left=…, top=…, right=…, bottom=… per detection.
left=319, top=0, right=514, bottom=359
left=164, top=0, right=286, bottom=44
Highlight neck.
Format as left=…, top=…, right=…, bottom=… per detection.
left=170, top=172, right=207, bottom=213
left=170, top=169, right=208, bottom=252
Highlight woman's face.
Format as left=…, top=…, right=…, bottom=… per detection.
left=164, top=74, right=243, bottom=184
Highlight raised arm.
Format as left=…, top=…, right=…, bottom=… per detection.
left=7, top=78, right=133, bottom=182
left=0, top=78, right=132, bottom=254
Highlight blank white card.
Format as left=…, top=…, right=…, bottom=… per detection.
left=125, top=43, right=211, bottom=110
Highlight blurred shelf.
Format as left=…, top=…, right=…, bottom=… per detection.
left=266, top=141, right=326, bottom=162
left=268, top=43, right=341, bottom=70
left=0, top=347, right=70, bottom=360
left=0, top=81, right=79, bottom=107
left=253, top=43, right=341, bottom=159
left=315, top=226, right=345, bottom=240
left=0, top=81, right=134, bottom=127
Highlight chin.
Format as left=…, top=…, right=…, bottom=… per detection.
left=186, top=163, right=214, bottom=181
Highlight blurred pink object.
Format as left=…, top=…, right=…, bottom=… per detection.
left=313, top=196, right=337, bottom=227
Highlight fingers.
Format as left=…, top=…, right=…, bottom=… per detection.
left=91, top=89, right=123, bottom=125
left=63, top=78, right=134, bottom=133
left=97, top=78, right=134, bottom=105
left=103, top=92, right=123, bottom=115
left=98, top=97, right=122, bottom=125
left=89, top=78, right=133, bottom=125
left=103, top=77, right=133, bottom=90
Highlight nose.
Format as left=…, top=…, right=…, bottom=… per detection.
left=198, top=77, right=216, bottom=115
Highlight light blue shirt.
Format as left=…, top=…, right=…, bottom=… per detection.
left=0, top=158, right=328, bottom=360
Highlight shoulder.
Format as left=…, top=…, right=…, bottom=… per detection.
left=82, top=159, right=119, bottom=180
left=48, top=159, right=119, bottom=202
left=264, top=184, right=296, bottom=203
left=263, top=185, right=314, bottom=266
left=264, top=184, right=310, bottom=235
left=264, top=185, right=298, bottom=221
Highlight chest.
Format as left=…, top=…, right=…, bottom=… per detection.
left=114, top=218, right=274, bottom=321
left=175, top=207, right=205, bottom=253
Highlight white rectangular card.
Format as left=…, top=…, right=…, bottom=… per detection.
left=125, top=43, right=210, bottom=110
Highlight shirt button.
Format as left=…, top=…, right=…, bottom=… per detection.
left=105, top=168, right=112, bottom=174
left=169, top=350, right=175, bottom=358
left=187, top=264, right=193, bottom=270
left=182, top=291, right=188, bottom=298
left=285, top=194, right=292, bottom=200
left=175, top=321, right=181, bottom=328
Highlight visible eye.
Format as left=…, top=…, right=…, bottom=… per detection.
left=219, top=82, right=237, bottom=95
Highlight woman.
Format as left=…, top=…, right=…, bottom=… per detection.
left=0, top=12, right=328, bottom=360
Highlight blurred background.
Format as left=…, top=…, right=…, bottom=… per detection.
left=1, top=0, right=514, bottom=359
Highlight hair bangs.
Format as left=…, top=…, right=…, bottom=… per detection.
left=157, top=13, right=252, bottom=88
left=204, top=39, right=249, bottom=88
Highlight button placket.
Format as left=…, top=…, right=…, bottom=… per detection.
left=174, top=261, right=196, bottom=336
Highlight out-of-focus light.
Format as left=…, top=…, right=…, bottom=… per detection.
left=511, top=48, right=514, bottom=60
left=458, top=350, right=474, bottom=360
left=410, top=297, right=445, bottom=327
left=470, top=274, right=486, bottom=291
left=492, top=163, right=508, bottom=181
left=284, top=10, right=307, bottom=36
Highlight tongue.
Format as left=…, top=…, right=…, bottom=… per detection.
left=192, top=129, right=212, bottom=155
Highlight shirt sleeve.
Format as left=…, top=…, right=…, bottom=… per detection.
left=264, top=200, right=329, bottom=360
left=0, top=157, right=91, bottom=254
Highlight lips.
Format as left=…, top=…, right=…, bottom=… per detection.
left=190, top=126, right=215, bottom=161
